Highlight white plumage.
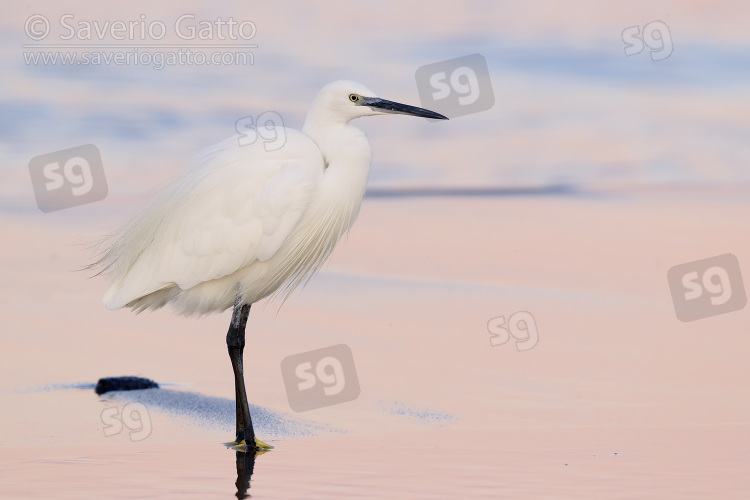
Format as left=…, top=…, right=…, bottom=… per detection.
left=94, top=80, right=446, bottom=316
left=93, top=80, right=447, bottom=451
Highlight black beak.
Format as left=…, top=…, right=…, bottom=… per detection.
left=360, top=97, right=448, bottom=120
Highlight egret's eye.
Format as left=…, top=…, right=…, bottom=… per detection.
left=349, top=94, right=359, bottom=102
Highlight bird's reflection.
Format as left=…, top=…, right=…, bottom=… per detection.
left=234, top=450, right=266, bottom=499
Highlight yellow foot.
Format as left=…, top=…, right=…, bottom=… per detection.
left=223, top=437, right=274, bottom=453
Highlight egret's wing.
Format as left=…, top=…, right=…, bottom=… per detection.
left=103, top=130, right=324, bottom=309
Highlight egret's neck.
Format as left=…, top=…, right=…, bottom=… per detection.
left=302, top=115, right=372, bottom=225
left=303, top=114, right=371, bottom=181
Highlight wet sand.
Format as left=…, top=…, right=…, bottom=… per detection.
left=1, top=189, right=749, bottom=498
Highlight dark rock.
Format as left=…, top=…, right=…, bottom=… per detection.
left=95, top=376, right=159, bottom=395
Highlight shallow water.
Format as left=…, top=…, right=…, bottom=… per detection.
left=3, top=425, right=749, bottom=499
left=2, top=191, right=750, bottom=498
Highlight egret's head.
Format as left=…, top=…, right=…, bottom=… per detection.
left=310, top=80, right=448, bottom=124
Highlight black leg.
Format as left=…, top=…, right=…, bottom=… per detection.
left=226, top=297, right=255, bottom=445
left=234, top=376, right=244, bottom=439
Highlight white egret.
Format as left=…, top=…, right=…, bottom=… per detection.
left=93, top=80, right=448, bottom=451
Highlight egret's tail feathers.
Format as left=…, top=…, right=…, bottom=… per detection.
left=103, top=284, right=144, bottom=311
left=102, top=285, right=122, bottom=310
left=103, top=278, right=173, bottom=312
left=104, top=277, right=239, bottom=316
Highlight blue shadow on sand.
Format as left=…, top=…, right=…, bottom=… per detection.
left=29, top=382, right=335, bottom=439
left=104, top=388, right=335, bottom=439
